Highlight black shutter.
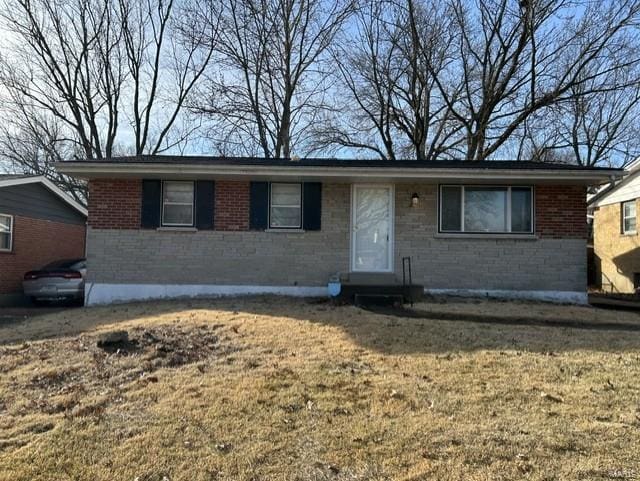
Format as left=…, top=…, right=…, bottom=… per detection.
left=249, top=181, right=269, bottom=230
left=141, top=179, right=161, bottom=228
left=195, top=181, right=215, bottom=229
left=303, top=182, right=322, bottom=231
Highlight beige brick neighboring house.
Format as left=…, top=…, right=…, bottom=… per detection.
left=56, top=156, right=621, bottom=305
left=590, top=157, right=640, bottom=293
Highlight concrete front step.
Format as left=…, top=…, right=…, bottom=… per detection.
left=343, top=272, right=400, bottom=285
left=340, top=283, right=424, bottom=304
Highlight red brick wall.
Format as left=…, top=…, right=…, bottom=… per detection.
left=85, top=180, right=586, bottom=239
left=535, top=185, right=587, bottom=239
left=88, top=179, right=141, bottom=229
left=0, top=216, right=86, bottom=294
left=87, top=179, right=251, bottom=231
left=215, top=181, right=249, bottom=231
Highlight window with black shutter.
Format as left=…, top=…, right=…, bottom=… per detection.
left=249, top=181, right=321, bottom=231
left=142, top=179, right=215, bottom=230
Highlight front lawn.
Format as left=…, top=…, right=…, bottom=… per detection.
left=0, top=297, right=639, bottom=480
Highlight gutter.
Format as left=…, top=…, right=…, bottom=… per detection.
left=55, top=162, right=624, bottom=184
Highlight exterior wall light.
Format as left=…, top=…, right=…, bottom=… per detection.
left=411, top=193, right=419, bottom=207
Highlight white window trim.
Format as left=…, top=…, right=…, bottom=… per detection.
left=622, top=200, right=637, bottom=235
left=161, top=181, right=195, bottom=227
left=0, top=213, right=13, bottom=252
left=439, top=185, right=534, bottom=235
left=269, top=182, right=303, bottom=229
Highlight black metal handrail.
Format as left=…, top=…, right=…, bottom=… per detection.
left=402, top=256, right=413, bottom=307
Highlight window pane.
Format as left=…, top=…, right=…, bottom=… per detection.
left=440, top=186, right=462, bottom=231
left=0, top=216, right=10, bottom=233
left=270, top=206, right=301, bottom=228
left=272, top=184, right=301, bottom=206
left=464, top=187, right=508, bottom=232
left=163, top=204, right=193, bottom=225
left=511, top=188, right=532, bottom=233
left=163, top=182, right=193, bottom=203
left=625, top=217, right=637, bottom=233
left=0, top=233, right=9, bottom=250
left=624, top=201, right=636, bottom=218
left=623, top=201, right=636, bottom=233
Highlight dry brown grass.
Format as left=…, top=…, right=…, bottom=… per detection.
left=0, top=296, right=639, bottom=481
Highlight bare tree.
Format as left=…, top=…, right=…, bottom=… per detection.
left=0, top=104, right=88, bottom=202
left=118, top=0, right=218, bottom=155
left=311, top=0, right=398, bottom=159
left=192, top=0, right=354, bottom=158
left=427, top=0, right=640, bottom=161
left=0, top=0, right=218, bottom=164
left=2, top=0, right=639, bottom=173
left=389, top=0, right=464, bottom=160
left=313, top=0, right=465, bottom=160
left=517, top=62, right=640, bottom=166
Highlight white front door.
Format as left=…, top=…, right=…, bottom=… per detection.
left=351, top=185, right=394, bottom=272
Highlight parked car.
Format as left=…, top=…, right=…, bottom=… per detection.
left=23, top=258, right=86, bottom=304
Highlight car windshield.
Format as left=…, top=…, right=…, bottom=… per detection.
left=42, top=259, right=85, bottom=270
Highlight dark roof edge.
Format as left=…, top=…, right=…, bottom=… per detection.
left=55, top=155, right=624, bottom=172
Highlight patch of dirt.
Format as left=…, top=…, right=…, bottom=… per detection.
left=0, top=322, right=239, bottom=454
left=94, top=323, right=227, bottom=369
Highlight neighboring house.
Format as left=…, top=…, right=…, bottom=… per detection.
left=0, top=175, right=87, bottom=304
left=55, top=157, right=621, bottom=306
left=589, top=157, right=640, bottom=293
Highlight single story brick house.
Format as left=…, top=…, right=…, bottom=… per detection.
left=56, top=156, right=621, bottom=305
left=0, top=175, right=87, bottom=304
left=589, top=157, right=640, bottom=293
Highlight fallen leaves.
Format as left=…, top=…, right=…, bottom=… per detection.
left=541, top=392, right=564, bottom=403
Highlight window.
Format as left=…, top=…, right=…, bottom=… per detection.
left=162, top=181, right=194, bottom=226
left=270, top=183, right=302, bottom=228
left=622, top=200, right=636, bottom=234
left=0, top=214, right=13, bottom=251
left=439, top=185, right=533, bottom=234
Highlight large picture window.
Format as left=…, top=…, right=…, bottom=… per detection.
left=622, top=200, right=636, bottom=234
left=162, top=181, right=194, bottom=226
left=270, top=183, right=302, bottom=229
left=0, top=214, right=13, bottom=251
left=439, top=185, right=533, bottom=234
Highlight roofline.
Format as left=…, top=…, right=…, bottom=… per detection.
left=55, top=162, right=624, bottom=184
left=0, top=175, right=88, bottom=217
left=623, top=155, right=640, bottom=172
left=589, top=167, right=640, bottom=207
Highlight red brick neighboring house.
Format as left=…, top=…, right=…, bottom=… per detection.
left=56, top=156, right=621, bottom=305
left=0, top=175, right=87, bottom=304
